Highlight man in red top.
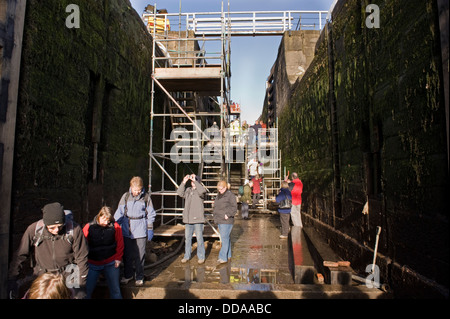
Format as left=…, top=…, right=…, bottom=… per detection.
left=290, top=172, right=303, bottom=227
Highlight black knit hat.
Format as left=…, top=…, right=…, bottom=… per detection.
left=42, top=202, right=65, bottom=226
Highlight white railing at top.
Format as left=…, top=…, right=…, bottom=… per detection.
left=142, top=10, right=328, bottom=36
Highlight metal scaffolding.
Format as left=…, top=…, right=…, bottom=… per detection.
left=143, top=5, right=327, bottom=237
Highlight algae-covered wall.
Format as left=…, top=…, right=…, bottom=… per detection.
left=278, top=0, right=448, bottom=295
left=12, top=0, right=162, bottom=231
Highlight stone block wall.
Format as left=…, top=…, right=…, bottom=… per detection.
left=12, top=0, right=162, bottom=233
left=277, top=0, right=448, bottom=296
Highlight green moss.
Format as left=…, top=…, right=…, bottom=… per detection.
left=14, top=0, right=161, bottom=212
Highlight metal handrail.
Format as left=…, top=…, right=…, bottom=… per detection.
left=143, top=10, right=328, bottom=36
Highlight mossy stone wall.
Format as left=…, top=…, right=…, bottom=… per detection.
left=13, top=0, right=163, bottom=230
left=278, top=0, right=448, bottom=292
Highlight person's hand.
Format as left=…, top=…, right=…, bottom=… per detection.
left=224, top=214, right=229, bottom=220
left=183, top=175, right=190, bottom=183
left=114, top=260, right=121, bottom=268
left=190, top=174, right=196, bottom=181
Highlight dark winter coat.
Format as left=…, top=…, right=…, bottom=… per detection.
left=8, top=221, right=89, bottom=286
left=177, top=180, right=206, bottom=224
left=82, top=220, right=124, bottom=265
left=213, top=189, right=238, bottom=224
left=276, top=187, right=292, bottom=214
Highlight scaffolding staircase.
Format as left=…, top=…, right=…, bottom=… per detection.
left=143, top=5, right=326, bottom=237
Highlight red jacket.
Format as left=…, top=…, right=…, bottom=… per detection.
left=252, top=177, right=263, bottom=194
left=291, top=178, right=303, bottom=205
left=83, top=222, right=124, bottom=266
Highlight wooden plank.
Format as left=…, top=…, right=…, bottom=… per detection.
left=154, top=67, right=221, bottom=79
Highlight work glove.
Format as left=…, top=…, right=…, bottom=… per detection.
left=147, top=229, right=154, bottom=241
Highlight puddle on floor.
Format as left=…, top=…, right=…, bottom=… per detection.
left=172, top=263, right=293, bottom=287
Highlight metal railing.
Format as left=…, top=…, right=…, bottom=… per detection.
left=143, top=10, right=328, bottom=37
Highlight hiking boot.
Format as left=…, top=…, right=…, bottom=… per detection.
left=181, top=258, right=189, bottom=263
left=135, top=279, right=144, bottom=286
left=198, top=259, right=205, bottom=264
left=217, top=259, right=228, bottom=264
left=279, top=235, right=288, bottom=239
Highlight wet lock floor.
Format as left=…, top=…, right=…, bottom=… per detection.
left=149, top=214, right=295, bottom=289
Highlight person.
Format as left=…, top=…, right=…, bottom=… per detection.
left=213, top=180, right=237, bottom=263
left=83, top=206, right=124, bottom=299
left=276, top=181, right=292, bottom=239
left=260, top=120, right=267, bottom=142
left=251, top=120, right=262, bottom=145
left=8, top=202, right=89, bottom=299
left=240, top=179, right=253, bottom=220
left=241, top=120, right=249, bottom=145
left=247, top=157, right=259, bottom=180
left=114, top=176, right=156, bottom=286
left=230, top=118, right=240, bottom=142
left=24, top=272, right=72, bottom=299
left=290, top=172, right=304, bottom=227
left=177, top=174, right=207, bottom=264
left=241, top=120, right=249, bottom=132
left=251, top=173, right=263, bottom=209
left=284, top=174, right=295, bottom=191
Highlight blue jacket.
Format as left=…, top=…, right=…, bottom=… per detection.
left=275, top=188, right=292, bottom=214
left=114, top=188, right=156, bottom=239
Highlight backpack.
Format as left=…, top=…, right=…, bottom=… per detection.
left=123, top=192, right=150, bottom=232
left=238, top=186, right=244, bottom=196
left=33, top=210, right=74, bottom=247
left=279, top=197, right=292, bottom=209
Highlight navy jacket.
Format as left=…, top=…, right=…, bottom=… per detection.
left=276, top=188, right=292, bottom=214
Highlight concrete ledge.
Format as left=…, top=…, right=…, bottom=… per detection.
left=290, top=226, right=316, bottom=284
left=302, top=226, right=353, bottom=285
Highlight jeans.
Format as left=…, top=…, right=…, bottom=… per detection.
left=241, top=202, right=249, bottom=219
left=218, top=223, right=233, bottom=261
left=291, top=204, right=303, bottom=227
left=123, top=237, right=147, bottom=281
left=252, top=193, right=260, bottom=208
left=279, top=213, right=291, bottom=236
left=184, top=223, right=205, bottom=260
left=86, top=261, right=122, bottom=299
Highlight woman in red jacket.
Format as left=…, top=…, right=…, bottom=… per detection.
left=83, top=206, right=124, bottom=299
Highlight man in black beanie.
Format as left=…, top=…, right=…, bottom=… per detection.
left=8, top=202, right=89, bottom=299
left=42, top=203, right=66, bottom=234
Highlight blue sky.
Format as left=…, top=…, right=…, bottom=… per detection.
left=129, top=0, right=335, bottom=124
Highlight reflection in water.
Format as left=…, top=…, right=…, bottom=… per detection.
left=164, top=215, right=296, bottom=290
left=174, top=263, right=293, bottom=288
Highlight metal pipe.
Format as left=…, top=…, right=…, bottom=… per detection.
left=372, top=226, right=382, bottom=273
left=150, top=154, right=179, bottom=188
left=152, top=76, right=210, bottom=142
